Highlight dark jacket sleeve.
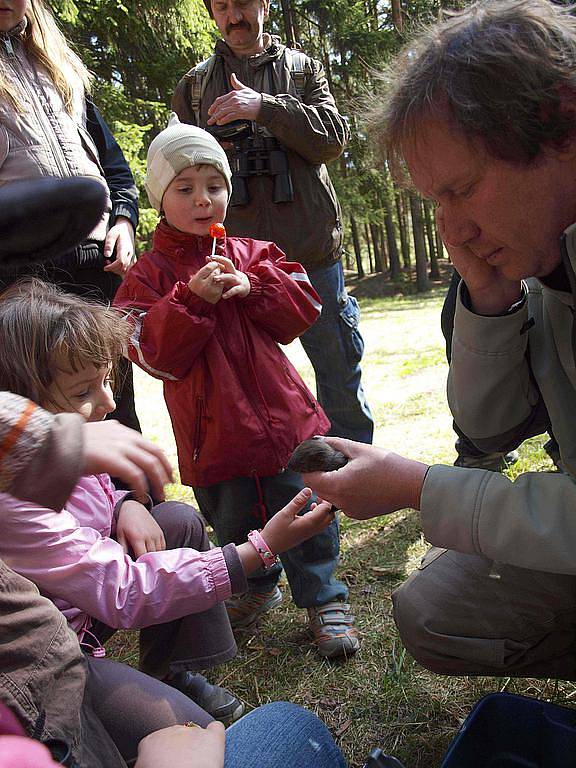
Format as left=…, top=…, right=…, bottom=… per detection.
left=85, top=98, right=139, bottom=231
left=258, top=56, right=349, bottom=165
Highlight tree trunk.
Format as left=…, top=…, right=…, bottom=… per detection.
left=350, top=216, right=365, bottom=278
left=364, top=221, right=374, bottom=273
left=409, top=192, right=430, bottom=292
left=279, top=0, right=299, bottom=46
left=384, top=197, right=402, bottom=281
left=391, top=0, right=403, bottom=31
left=379, top=224, right=388, bottom=272
left=369, top=222, right=384, bottom=273
left=424, top=200, right=441, bottom=280
left=395, top=191, right=411, bottom=273
left=435, top=227, right=445, bottom=266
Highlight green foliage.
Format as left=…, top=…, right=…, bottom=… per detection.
left=48, top=0, right=453, bottom=275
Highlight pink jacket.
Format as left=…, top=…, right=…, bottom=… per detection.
left=0, top=474, right=234, bottom=635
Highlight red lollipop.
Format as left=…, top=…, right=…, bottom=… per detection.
left=209, top=222, right=226, bottom=258
left=209, top=222, right=226, bottom=239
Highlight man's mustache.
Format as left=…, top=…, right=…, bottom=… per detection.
left=226, top=21, right=251, bottom=33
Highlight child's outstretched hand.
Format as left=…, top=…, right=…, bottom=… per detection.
left=210, top=254, right=251, bottom=299
left=262, top=487, right=334, bottom=555
left=236, top=489, right=334, bottom=576
left=188, top=262, right=224, bottom=304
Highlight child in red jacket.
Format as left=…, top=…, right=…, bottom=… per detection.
left=115, top=116, right=359, bottom=658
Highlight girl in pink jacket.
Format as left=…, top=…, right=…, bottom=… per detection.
left=0, top=279, right=334, bottom=742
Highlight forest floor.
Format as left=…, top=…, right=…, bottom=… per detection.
left=108, top=268, right=576, bottom=767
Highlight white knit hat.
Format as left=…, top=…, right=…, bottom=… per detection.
left=145, top=113, right=232, bottom=212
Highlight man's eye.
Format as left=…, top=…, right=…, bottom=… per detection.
left=74, top=390, right=89, bottom=399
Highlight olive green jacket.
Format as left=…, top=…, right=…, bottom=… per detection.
left=172, top=36, right=347, bottom=271
left=421, top=224, right=576, bottom=574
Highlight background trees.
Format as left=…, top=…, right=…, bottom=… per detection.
left=50, top=0, right=462, bottom=291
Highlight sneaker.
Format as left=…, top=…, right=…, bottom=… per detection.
left=225, top=586, right=283, bottom=628
left=307, top=602, right=361, bottom=659
left=164, top=671, right=244, bottom=725
left=454, top=449, right=519, bottom=472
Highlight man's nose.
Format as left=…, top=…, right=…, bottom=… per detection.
left=441, top=209, right=480, bottom=248
left=229, top=6, right=244, bottom=22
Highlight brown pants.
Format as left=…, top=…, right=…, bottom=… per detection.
left=392, top=547, right=576, bottom=679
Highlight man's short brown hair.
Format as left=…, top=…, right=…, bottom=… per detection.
left=368, top=0, right=576, bottom=179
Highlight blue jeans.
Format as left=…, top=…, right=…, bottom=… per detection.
left=225, top=702, right=347, bottom=768
left=194, top=468, right=348, bottom=608
left=301, top=261, right=374, bottom=444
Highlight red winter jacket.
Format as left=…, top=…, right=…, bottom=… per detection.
left=114, top=221, right=330, bottom=487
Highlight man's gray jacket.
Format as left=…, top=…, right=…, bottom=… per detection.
left=422, top=225, right=576, bottom=574
left=172, top=36, right=346, bottom=271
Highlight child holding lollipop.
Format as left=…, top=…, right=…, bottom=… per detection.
left=114, top=116, right=360, bottom=658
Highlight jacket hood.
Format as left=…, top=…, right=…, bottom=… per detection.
left=215, top=34, right=285, bottom=68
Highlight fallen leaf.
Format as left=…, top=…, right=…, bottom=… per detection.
left=336, top=719, right=352, bottom=736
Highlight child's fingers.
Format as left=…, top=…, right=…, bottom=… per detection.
left=196, top=262, right=221, bottom=278
left=210, top=254, right=236, bottom=272
left=214, top=274, right=239, bottom=288
left=278, top=487, right=313, bottom=520
left=116, top=531, right=129, bottom=555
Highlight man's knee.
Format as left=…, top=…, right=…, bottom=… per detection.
left=392, top=573, right=453, bottom=674
left=152, top=501, right=208, bottom=550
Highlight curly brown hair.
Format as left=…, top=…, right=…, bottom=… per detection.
left=367, top=0, right=576, bottom=179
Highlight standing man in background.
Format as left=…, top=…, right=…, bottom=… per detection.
left=171, top=0, right=371, bottom=653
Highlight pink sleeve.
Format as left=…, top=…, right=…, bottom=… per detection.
left=0, top=736, right=59, bottom=768
left=0, top=494, right=233, bottom=630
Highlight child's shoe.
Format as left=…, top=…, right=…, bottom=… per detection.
left=164, top=671, right=244, bottom=724
left=225, top=585, right=283, bottom=628
left=307, top=602, right=361, bottom=659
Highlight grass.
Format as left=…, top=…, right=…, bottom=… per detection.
left=109, top=276, right=576, bottom=767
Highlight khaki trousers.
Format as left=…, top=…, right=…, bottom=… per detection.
left=392, top=547, right=576, bottom=679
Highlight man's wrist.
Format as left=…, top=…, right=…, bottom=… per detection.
left=462, top=282, right=525, bottom=316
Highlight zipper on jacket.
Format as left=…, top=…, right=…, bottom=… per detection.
left=1, top=42, right=71, bottom=179
left=192, top=395, right=205, bottom=462
left=283, top=363, right=318, bottom=411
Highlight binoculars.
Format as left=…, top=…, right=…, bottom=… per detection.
left=207, top=120, right=294, bottom=207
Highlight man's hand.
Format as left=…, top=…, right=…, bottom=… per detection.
left=301, top=437, right=429, bottom=520
left=207, top=73, right=262, bottom=126
left=436, top=206, right=522, bottom=315
left=116, top=500, right=166, bottom=558
left=211, top=254, right=251, bottom=299
left=188, top=262, right=224, bottom=304
left=82, top=421, right=173, bottom=501
left=135, top=722, right=225, bottom=768
left=103, top=216, right=136, bottom=276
